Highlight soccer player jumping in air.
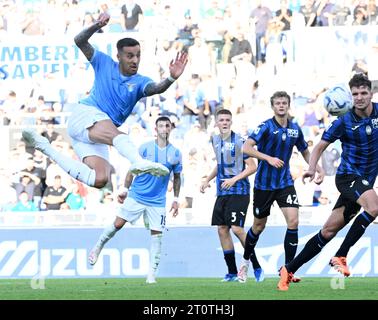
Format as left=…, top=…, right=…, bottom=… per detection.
left=22, top=12, right=188, bottom=188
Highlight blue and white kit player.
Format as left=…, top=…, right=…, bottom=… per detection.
left=22, top=12, right=187, bottom=189
left=88, top=116, right=182, bottom=284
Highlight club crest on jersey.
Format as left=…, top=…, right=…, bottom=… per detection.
left=127, top=83, right=136, bottom=92
left=362, top=179, right=369, bottom=186
left=366, top=125, right=372, bottom=135
left=282, top=132, right=287, bottom=141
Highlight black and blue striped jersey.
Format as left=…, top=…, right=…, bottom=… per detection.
left=249, top=117, right=308, bottom=190
left=211, top=131, right=250, bottom=196
left=322, top=102, right=378, bottom=185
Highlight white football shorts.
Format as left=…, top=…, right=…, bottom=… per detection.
left=118, top=196, right=166, bottom=232
left=66, top=103, right=110, bottom=161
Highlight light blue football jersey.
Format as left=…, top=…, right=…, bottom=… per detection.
left=80, top=49, right=153, bottom=127
left=129, top=140, right=182, bottom=207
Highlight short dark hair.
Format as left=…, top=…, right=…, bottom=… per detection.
left=155, top=116, right=172, bottom=126
left=270, top=91, right=291, bottom=106
left=215, top=108, right=232, bottom=118
left=116, top=38, right=140, bottom=51
left=349, top=73, right=371, bottom=90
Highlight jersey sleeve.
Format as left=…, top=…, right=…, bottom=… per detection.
left=90, top=49, right=111, bottom=73
left=295, top=127, right=308, bottom=152
left=172, top=149, right=183, bottom=174
left=249, top=122, right=268, bottom=144
left=321, top=117, right=344, bottom=143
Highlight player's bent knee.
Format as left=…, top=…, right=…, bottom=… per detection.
left=94, top=175, right=109, bottom=188
left=321, top=227, right=337, bottom=240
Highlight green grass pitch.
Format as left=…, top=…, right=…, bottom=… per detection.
left=0, top=277, right=377, bottom=300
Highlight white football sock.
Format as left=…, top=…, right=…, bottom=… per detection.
left=95, top=223, right=118, bottom=249
left=42, top=144, right=96, bottom=186
left=112, top=134, right=143, bottom=164
left=149, top=233, right=162, bottom=276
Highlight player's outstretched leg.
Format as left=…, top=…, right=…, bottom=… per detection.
left=88, top=224, right=119, bottom=265
left=22, top=128, right=97, bottom=186
left=88, top=245, right=103, bottom=265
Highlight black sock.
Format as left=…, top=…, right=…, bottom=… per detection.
left=284, top=228, right=298, bottom=264
left=250, top=250, right=261, bottom=270
left=224, top=249, right=237, bottom=274
left=243, top=228, right=259, bottom=259
left=243, top=229, right=261, bottom=269
left=287, top=230, right=330, bottom=274
left=335, top=211, right=375, bottom=257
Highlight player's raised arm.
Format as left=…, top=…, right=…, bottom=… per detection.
left=145, top=51, right=188, bottom=96
left=74, top=12, right=110, bottom=61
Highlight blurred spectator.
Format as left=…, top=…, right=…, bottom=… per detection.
left=367, top=0, right=378, bottom=24
left=19, top=156, right=46, bottom=206
left=33, top=149, right=48, bottom=171
left=263, top=18, right=286, bottom=77
left=36, top=95, right=54, bottom=125
left=200, top=73, right=221, bottom=117
left=41, top=123, right=59, bottom=143
left=65, top=182, right=86, bottom=210
left=276, top=0, right=293, bottom=31
left=317, top=192, right=331, bottom=206
left=11, top=191, right=38, bottom=212
left=299, top=0, right=317, bottom=27
left=42, top=175, right=68, bottom=210
left=353, top=8, right=369, bottom=25
left=21, top=8, right=43, bottom=35
left=177, top=15, right=199, bottom=49
left=52, top=102, right=65, bottom=125
left=13, top=174, right=36, bottom=202
left=250, top=0, right=273, bottom=65
left=182, top=75, right=206, bottom=131
left=352, top=57, right=369, bottom=75
left=1, top=91, right=21, bottom=125
left=41, top=0, right=69, bottom=35
left=353, top=0, right=369, bottom=25
left=120, top=0, right=143, bottom=31
left=181, top=147, right=204, bottom=209
left=83, top=12, right=104, bottom=32
left=99, top=0, right=123, bottom=32
left=298, top=103, right=322, bottom=139
left=100, top=189, right=114, bottom=204
left=332, top=0, right=352, bottom=26
left=228, top=27, right=253, bottom=64
left=316, top=0, right=335, bottom=27
left=187, top=36, right=214, bottom=77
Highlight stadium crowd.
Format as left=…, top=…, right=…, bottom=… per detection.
left=1, top=0, right=378, bottom=224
